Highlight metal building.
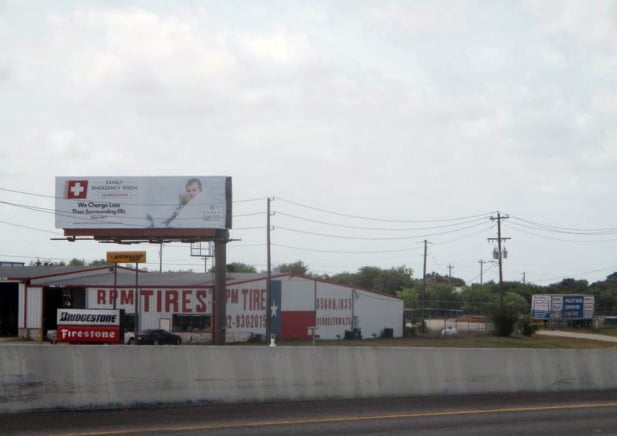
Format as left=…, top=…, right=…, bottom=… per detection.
left=0, top=266, right=403, bottom=343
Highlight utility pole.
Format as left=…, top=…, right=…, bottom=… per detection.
left=265, top=197, right=274, bottom=341
left=488, top=212, right=510, bottom=307
left=421, top=240, right=429, bottom=321
left=478, top=259, right=486, bottom=286
left=447, top=264, right=454, bottom=283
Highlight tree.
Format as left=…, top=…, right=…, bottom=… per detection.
left=89, top=259, right=110, bottom=266
left=29, top=258, right=66, bottom=266
left=397, top=287, right=419, bottom=309
left=460, top=283, right=496, bottom=314
left=547, top=278, right=589, bottom=294
left=425, top=282, right=463, bottom=312
left=326, top=271, right=356, bottom=286
left=426, top=272, right=465, bottom=287
left=213, top=262, right=256, bottom=273
left=589, top=273, right=617, bottom=315
left=276, top=261, right=309, bottom=275
left=68, top=258, right=86, bottom=266
left=374, top=266, right=414, bottom=294
left=329, top=266, right=414, bottom=296
left=503, top=291, right=529, bottom=315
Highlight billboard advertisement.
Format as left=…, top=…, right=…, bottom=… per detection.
left=531, top=294, right=594, bottom=321
left=563, top=295, right=584, bottom=319
left=56, top=308, right=121, bottom=344
left=55, top=176, right=232, bottom=230
left=531, top=295, right=551, bottom=319
left=584, top=295, right=595, bottom=319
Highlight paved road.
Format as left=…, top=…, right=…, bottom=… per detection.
left=2, top=390, right=617, bottom=435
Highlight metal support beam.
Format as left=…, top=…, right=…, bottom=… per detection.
left=213, top=236, right=228, bottom=345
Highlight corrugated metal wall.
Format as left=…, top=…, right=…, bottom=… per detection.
left=77, top=277, right=404, bottom=341
left=19, top=286, right=43, bottom=329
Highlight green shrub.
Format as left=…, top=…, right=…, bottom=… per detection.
left=519, top=314, right=539, bottom=337
left=490, top=305, right=518, bottom=337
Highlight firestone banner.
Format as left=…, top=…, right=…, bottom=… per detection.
left=55, top=176, right=231, bottom=230
left=56, top=308, right=121, bottom=344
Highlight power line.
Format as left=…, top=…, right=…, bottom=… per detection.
left=0, top=187, right=56, bottom=199
left=466, top=260, right=497, bottom=285
left=0, top=186, right=267, bottom=205
left=272, top=243, right=423, bottom=254
left=0, top=220, right=63, bottom=235
left=531, top=265, right=617, bottom=284
left=274, top=210, right=489, bottom=231
left=431, top=225, right=495, bottom=245
left=275, top=220, right=490, bottom=241
left=233, top=212, right=265, bottom=218
left=509, top=215, right=617, bottom=235
left=506, top=220, right=617, bottom=242
left=0, top=198, right=265, bottom=230
left=233, top=197, right=269, bottom=203
left=5, top=185, right=616, bottom=235
left=276, top=196, right=494, bottom=223
left=5, top=185, right=617, bottom=284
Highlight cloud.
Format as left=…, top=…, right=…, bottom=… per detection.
left=44, top=8, right=233, bottom=91
left=525, top=1, right=617, bottom=50
left=365, top=1, right=470, bottom=34
left=2, top=1, right=617, bottom=282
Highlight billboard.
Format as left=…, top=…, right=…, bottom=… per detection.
left=531, top=295, right=551, bottom=319
left=106, top=251, right=147, bottom=263
left=531, top=294, right=594, bottom=321
left=563, top=295, right=584, bottom=319
left=55, top=176, right=232, bottom=231
left=56, top=308, right=121, bottom=344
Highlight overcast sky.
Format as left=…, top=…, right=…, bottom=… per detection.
left=1, top=1, right=617, bottom=286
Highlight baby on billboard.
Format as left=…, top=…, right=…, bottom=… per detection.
left=147, top=178, right=203, bottom=228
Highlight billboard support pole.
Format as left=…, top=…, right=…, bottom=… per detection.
left=213, top=233, right=228, bottom=345
left=266, top=198, right=273, bottom=341
left=112, top=264, right=118, bottom=310
left=134, top=263, right=139, bottom=338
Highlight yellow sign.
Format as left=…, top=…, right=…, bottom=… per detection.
left=106, top=251, right=147, bottom=264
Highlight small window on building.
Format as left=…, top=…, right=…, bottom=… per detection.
left=122, top=313, right=136, bottom=333
left=172, top=314, right=211, bottom=332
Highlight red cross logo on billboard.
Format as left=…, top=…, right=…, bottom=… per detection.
left=65, top=180, right=89, bottom=199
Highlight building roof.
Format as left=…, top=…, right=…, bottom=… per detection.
left=0, top=265, right=268, bottom=288
left=0, top=266, right=402, bottom=301
left=0, top=266, right=105, bottom=280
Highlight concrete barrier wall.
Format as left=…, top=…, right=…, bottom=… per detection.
left=2, top=345, right=617, bottom=413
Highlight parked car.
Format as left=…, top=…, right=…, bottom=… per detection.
left=124, top=331, right=135, bottom=344
left=133, top=329, right=182, bottom=345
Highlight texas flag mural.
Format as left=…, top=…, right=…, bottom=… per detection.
left=270, top=280, right=282, bottom=338
left=270, top=280, right=315, bottom=341
left=226, top=278, right=357, bottom=342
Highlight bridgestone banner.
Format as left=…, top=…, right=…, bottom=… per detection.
left=56, top=309, right=121, bottom=344
left=57, top=309, right=120, bottom=326
left=55, top=176, right=232, bottom=230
